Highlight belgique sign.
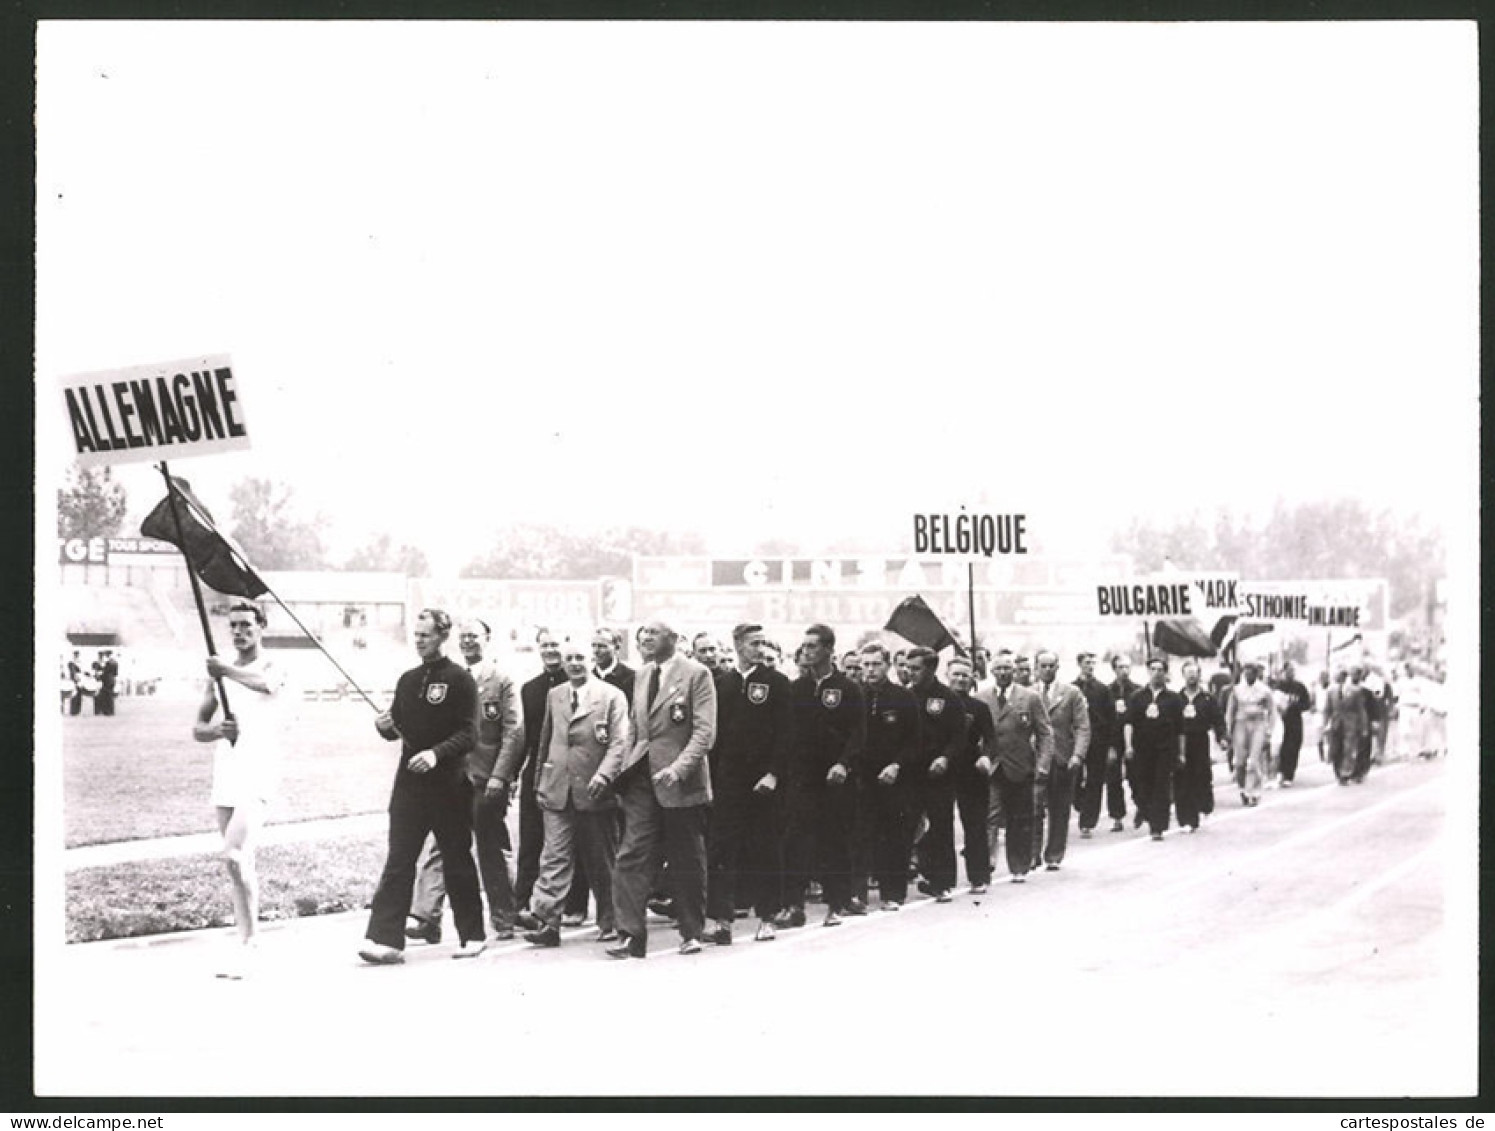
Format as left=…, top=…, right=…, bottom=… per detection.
left=60, top=354, right=251, bottom=467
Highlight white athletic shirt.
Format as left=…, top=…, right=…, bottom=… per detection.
left=209, top=654, right=286, bottom=808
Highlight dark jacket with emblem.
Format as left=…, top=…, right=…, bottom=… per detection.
left=1074, top=674, right=1113, bottom=752
left=788, top=670, right=865, bottom=788
left=377, top=655, right=477, bottom=786
left=713, top=665, right=795, bottom=791
left=1178, top=684, right=1226, bottom=747
left=909, top=678, right=967, bottom=776
left=1105, top=675, right=1142, bottom=748
left=860, top=678, right=920, bottom=783
left=953, top=691, right=995, bottom=782
left=1125, top=684, right=1185, bottom=754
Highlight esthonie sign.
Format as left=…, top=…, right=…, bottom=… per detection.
left=60, top=354, right=250, bottom=467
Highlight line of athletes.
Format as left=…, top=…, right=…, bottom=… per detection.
left=355, top=613, right=1315, bottom=964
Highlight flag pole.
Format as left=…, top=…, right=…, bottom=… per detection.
left=159, top=463, right=233, bottom=726
left=255, top=581, right=384, bottom=713
left=966, top=562, right=978, bottom=667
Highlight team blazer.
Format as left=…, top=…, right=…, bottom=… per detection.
left=467, top=657, right=525, bottom=788
left=979, top=682, right=1057, bottom=781
left=535, top=676, right=629, bottom=812
left=1034, top=679, right=1090, bottom=769
left=597, top=652, right=716, bottom=808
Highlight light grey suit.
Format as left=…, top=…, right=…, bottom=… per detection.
left=1033, top=678, right=1090, bottom=866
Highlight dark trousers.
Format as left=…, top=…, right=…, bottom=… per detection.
left=1355, top=729, right=1374, bottom=781
left=867, top=778, right=911, bottom=902
left=515, top=760, right=543, bottom=908
left=849, top=778, right=874, bottom=903
left=1175, top=734, right=1214, bottom=829
left=69, top=690, right=83, bottom=716
left=991, top=771, right=1037, bottom=878
left=954, top=772, right=991, bottom=887
left=911, top=776, right=957, bottom=892
left=411, top=786, right=516, bottom=930
left=1279, top=715, right=1304, bottom=783
left=706, top=783, right=783, bottom=922
left=1076, top=737, right=1126, bottom=829
left=783, top=780, right=855, bottom=911
left=612, top=770, right=708, bottom=948
left=1329, top=724, right=1358, bottom=782
left=366, top=775, right=485, bottom=949
left=1130, top=744, right=1174, bottom=835
left=1034, top=761, right=1076, bottom=866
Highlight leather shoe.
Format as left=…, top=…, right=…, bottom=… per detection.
left=404, top=918, right=440, bottom=945
left=1110, top=819, right=1125, bottom=832
left=774, top=907, right=806, bottom=930
left=514, top=909, right=540, bottom=931
left=646, top=896, right=677, bottom=920
left=754, top=920, right=777, bottom=942
left=524, top=926, right=561, bottom=948
left=452, top=939, right=487, bottom=960
left=705, top=925, right=733, bottom=946
left=595, top=927, right=619, bottom=943
left=844, top=897, right=868, bottom=916
left=561, top=912, right=585, bottom=928
left=822, top=909, right=842, bottom=928
left=606, top=935, right=646, bottom=960
left=679, top=938, right=703, bottom=955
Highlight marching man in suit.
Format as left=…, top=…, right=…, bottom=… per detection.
left=981, top=649, right=1055, bottom=883
left=592, top=619, right=716, bottom=958
left=521, top=639, right=629, bottom=948
left=1032, top=650, right=1089, bottom=871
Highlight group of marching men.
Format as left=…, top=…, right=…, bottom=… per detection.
left=347, top=608, right=1430, bottom=965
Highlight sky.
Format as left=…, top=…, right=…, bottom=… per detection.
left=36, top=21, right=1479, bottom=580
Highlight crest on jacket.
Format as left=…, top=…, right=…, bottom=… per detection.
left=669, top=701, right=687, bottom=724
left=821, top=687, right=842, bottom=709
left=595, top=721, right=610, bottom=743
left=425, top=683, right=448, bottom=705
left=925, top=696, right=945, bottom=716
left=747, top=682, right=769, bottom=705
left=482, top=701, right=499, bottom=721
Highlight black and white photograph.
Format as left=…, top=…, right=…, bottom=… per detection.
left=32, top=18, right=1478, bottom=1102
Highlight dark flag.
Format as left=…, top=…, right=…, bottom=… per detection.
left=1151, top=618, right=1217, bottom=658
left=885, top=595, right=965, bottom=655
left=141, top=476, right=267, bottom=599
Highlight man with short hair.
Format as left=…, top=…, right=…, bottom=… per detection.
left=1032, top=650, right=1088, bottom=870
left=407, top=618, right=523, bottom=944
left=1013, top=655, right=1034, bottom=688
left=781, top=624, right=865, bottom=928
left=691, top=632, right=721, bottom=671
left=703, top=623, right=794, bottom=944
left=1226, top=661, right=1278, bottom=806
left=592, top=627, right=636, bottom=706
left=982, top=650, right=1054, bottom=882
left=946, top=655, right=995, bottom=893
left=1123, top=656, right=1185, bottom=839
left=193, top=599, right=286, bottom=977
left=1105, top=655, right=1141, bottom=831
left=1271, top=661, right=1312, bottom=788
left=1072, top=651, right=1116, bottom=838
left=1175, top=659, right=1225, bottom=831
left=858, top=642, right=920, bottom=909
left=360, top=609, right=487, bottom=965
left=513, top=629, right=569, bottom=915
left=905, top=646, right=967, bottom=903
left=522, top=640, right=627, bottom=948
left=592, top=620, right=716, bottom=958
left=840, top=651, right=864, bottom=683
left=893, top=650, right=911, bottom=687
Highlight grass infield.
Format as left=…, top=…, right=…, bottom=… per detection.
left=65, top=832, right=386, bottom=943
left=61, top=696, right=394, bottom=846
left=59, top=696, right=400, bottom=941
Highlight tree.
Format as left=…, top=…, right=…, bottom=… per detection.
left=462, top=523, right=706, bottom=580
left=227, top=477, right=329, bottom=571
left=1110, top=498, right=1445, bottom=618
left=344, top=532, right=430, bottom=578
left=57, top=465, right=128, bottom=540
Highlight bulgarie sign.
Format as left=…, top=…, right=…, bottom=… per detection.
left=60, top=354, right=251, bottom=467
